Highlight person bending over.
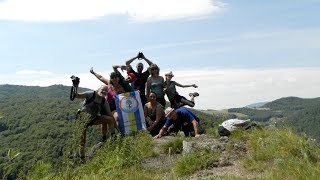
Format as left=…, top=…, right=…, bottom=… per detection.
left=155, top=107, right=201, bottom=138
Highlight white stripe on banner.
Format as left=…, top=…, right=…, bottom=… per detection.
left=114, top=91, right=146, bottom=135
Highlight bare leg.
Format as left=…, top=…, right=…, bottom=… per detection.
left=93, top=115, right=115, bottom=135
left=79, top=129, right=87, bottom=158
left=112, top=111, right=119, bottom=129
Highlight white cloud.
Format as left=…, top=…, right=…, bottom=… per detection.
left=1, top=67, right=320, bottom=110
left=0, top=0, right=224, bottom=22
left=16, top=69, right=53, bottom=75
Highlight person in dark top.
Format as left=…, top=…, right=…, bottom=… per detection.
left=163, top=71, right=199, bottom=109
left=75, top=85, right=115, bottom=161
left=155, top=107, right=201, bottom=138
left=125, top=52, right=153, bottom=106
left=144, top=92, right=166, bottom=136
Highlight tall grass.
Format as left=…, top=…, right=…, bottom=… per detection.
left=51, top=131, right=155, bottom=179
left=242, top=127, right=320, bottom=179
left=27, top=124, right=320, bottom=179
left=161, top=136, right=183, bottom=154
left=172, top=149, right=221, bottom=176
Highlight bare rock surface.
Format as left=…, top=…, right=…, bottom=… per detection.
left=141, top=134, right=262, bottom=179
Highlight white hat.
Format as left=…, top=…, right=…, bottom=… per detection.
left=165, top=107, right=175, bottom=117
left=165, top=71, right=174, bottom=77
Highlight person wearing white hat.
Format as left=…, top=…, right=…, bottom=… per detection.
left=163, top=71, right=199, bottom=109
left=154, top=107, right=201, bottom=138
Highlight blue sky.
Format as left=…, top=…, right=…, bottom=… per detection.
left=1, top=0, right=320, bottom=110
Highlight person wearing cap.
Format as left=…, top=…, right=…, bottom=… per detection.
left=112, top=65, right=137, bottom=85
left=163, top=71, right=199, bottom=109
left=125, top=52, right=154, bottom=106
left=125, top=72, right=136, bottom=84
left=155, top=107, right=201, bottom=138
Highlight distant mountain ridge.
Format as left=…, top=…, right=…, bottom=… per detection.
left=245, top=102, right=268, bottom=108
left=229, top=96, right=320, bottom=142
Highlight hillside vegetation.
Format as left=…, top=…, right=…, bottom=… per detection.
left=0, top=85, right=99, bottom=179
left=228, top=96, right=320, bottom=141
left=1, top=85, right=320, bottom=179
left=29, top=127, right=320, bottom=179
left=0, top=84, right=221, bottom=179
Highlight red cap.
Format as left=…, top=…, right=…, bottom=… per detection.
left=128, top=73, right=136, bottom=82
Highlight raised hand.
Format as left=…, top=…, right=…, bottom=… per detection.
left=90, top=67, right=94, bottom=74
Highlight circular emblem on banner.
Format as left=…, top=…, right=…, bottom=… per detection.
left=119, top=96, right=139, bottom=113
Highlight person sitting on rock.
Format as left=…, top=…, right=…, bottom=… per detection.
left=144, top=92, right=166, bottom=136
left=155, top=107, right=201, bottom=138
left=218, top=118, right=256, bottom=136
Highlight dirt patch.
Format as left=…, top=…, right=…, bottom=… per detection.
left=141, top=135, right=263, bottom=179
left=188, top=161, right=263, bottom=179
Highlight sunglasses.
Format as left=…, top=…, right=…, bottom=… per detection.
left=151, top=68, right=158, bottom=71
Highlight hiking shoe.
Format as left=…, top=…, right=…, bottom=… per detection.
left=189, top=92, right=199, bottom=97
left=80, top=156, right=86, bottom=164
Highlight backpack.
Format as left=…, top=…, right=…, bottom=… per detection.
left=77, top=91, right=107, bottom=117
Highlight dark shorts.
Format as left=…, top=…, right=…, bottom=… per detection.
left=169, top=94, right=193, bottom=109
left=169, top=121, right=195, bottom=137
left=148, top=118, right=166, bottom=136
left=76, top=111, right=104, bottom=127
left=218, top=126, right=231, bottom=136
left=156, top=97, right=166, bottom=108
left=169, top=94, right=183, bottom=108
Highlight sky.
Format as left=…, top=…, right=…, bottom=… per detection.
left=1, top=0, right=320, bottom=110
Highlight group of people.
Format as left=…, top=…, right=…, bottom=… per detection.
left=73, top=52, right=201, bottom=160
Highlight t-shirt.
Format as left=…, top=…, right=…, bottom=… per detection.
left=164, top=107, right=200, bottom=127
left=165, top=81, right=177, bottom=99
left=149, top=77, right=164, bottom=98
left=129, top=69, right=150, bottom=95
left=80, top=91, right=111, bottom=118
left=220, top=119, right=250, bottom=132
left=106, top=88, right=116, bottom=111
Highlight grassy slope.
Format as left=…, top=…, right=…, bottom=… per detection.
left=28, top=128, right=320, bottom=179
left=1, top=85, right=320, bottom=179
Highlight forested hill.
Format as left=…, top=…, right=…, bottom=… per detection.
left=0, top=84, right=88, bottom=179
left=263, top=96, right=320, bottom=140
left=263, top=96, right=320, bottom=113
left=1, top=84, right=319, bottom=178
left=229, top=96, right=320, bottom=141
left=0, top=84, right=75, bottom=99
left=0, top=84, right=220, bottom=179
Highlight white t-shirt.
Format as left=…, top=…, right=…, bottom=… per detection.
left=220, top=119, right=250, bottom=132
